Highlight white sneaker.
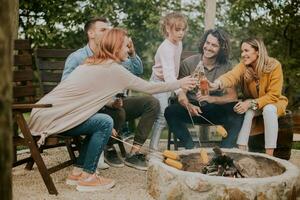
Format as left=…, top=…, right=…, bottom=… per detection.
left=97, top=153, right=109, bottom=170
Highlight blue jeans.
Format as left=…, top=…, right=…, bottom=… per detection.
left=165, top=102, right=244, bottom=149
left=61, top=113, right=113, bottom=173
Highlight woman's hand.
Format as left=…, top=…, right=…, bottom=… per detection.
left=233, top=100, right=251, bottom=114
left=209, top=79, right=221, bottom=91
left=179, top=76, right=197, bottom=91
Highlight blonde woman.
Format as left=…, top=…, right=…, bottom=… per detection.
left=211, top=38, right=288, bottom=156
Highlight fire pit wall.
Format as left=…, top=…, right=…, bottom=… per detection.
left=147, top=148, right=300, bottom=200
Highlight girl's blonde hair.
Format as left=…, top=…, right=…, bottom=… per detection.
left=160, top=12, right=188, bottom=37
left=85, top=28, right=127, bottom=64
left=241, top=38, right=270, bottom=77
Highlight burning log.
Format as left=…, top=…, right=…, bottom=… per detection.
left=202, top=147, right=244, bottom=178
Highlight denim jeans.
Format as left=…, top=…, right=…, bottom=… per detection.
left=61, top=113, right=113, bottom=173
left=165, top=102, right=244, bottom=149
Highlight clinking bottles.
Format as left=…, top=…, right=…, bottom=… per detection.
left=192, top=61, right=208, bottom=106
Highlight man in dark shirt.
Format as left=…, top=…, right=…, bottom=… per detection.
left=165, top=29, right=244, bottom=148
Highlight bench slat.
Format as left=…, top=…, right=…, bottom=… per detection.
left=36, top=49, right=75, bottom=58
left=14, top=40, right=31, bottom=50
left=13, top=70, right=34, bottom=82
left=42, top=85, right=57, bottom=94
left=13, top=86, right=36, bottom=98
left=41, top=72, right=62, bottom=82
left=38, top=60, right=65, bottom=70
left=14, top=54, right=32, bottom=66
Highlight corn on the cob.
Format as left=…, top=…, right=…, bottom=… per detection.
left=216, top=125, right=227, bottom=138
left=200, top=149, right=209, bottom=164
left=164, top=158, right=183, bottom=170
left=163, top=150, right=179, bottom=160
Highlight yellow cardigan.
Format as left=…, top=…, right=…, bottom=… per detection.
left=218, top=58, right=288, bottom=116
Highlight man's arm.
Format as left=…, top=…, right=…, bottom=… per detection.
left=61, top=53, right=81, bottom=81
left=121, top=38, right=143, bottom=76
left=121, top=55, right=143, bottom=76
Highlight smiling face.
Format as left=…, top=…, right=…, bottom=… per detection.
left=241, top=42, right=259, bottom=67
left=202, top=34, right=220, bottom=59
left=119, top=36, right=129, bottom=61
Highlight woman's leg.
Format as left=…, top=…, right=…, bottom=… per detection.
left=150, top=91, right=171, bottom=150
left=236, top=109, right=256, bottom=149
left=61, top=113, right=115, bottom=191
left=262, top=104, right=278, bottom=156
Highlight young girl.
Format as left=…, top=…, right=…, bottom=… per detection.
left=149, top=12, right=188, bottom=150
left=211, top=38, right=288, bottom=156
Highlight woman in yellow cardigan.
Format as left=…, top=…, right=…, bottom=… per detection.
left=211, top=37, right=288, bottom=156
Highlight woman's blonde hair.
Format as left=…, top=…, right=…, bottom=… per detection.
left=241, top=37, right=270, bottom=77
left=85, top=28, right=127, bottom=64
left=160, top=12, right=188, bottom=37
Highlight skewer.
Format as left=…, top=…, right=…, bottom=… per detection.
left=110, top=135, right=163, bottom=158
left=185, top=105, right=201, bottom=147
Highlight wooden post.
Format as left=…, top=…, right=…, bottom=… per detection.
left=204, top=0, right=216, bottom=30
left=0, top=0, right=15, bottom=199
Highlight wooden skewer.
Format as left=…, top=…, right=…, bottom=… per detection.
left=110, top=135, right=162, bottom=156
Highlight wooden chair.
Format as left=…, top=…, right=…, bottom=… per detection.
left=34, top=48, right=127, bottom=157
left=12, top=40, right=77, bottom=195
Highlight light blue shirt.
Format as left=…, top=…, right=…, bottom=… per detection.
left=61, top=44, right=143, bottom=81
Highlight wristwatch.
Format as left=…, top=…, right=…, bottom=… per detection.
left=250, top=99, right=258, bottom=110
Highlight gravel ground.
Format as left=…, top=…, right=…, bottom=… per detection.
left=12, top=142, right=300, bottom=200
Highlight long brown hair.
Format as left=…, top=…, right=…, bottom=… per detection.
left=241, top=37, right=271, bottom=77
left=85, top=28, right=128, bottom=64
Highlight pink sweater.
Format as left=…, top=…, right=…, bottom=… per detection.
left=151, top=39, right=182, bottom=82
left=29, top=61, right=180, bottom=140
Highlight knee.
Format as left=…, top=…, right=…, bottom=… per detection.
left=262, top=104, right=277, bottom=116
left=94, top=114, right=114, bottom=132
left=164, top=106, right=172, bottom=119
left=115, top=108, right=126, bottom=122
left=145, top=96, right=160, bottom=113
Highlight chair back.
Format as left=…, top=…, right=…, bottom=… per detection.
left=13, top=40, right=36, bottom=105
left=35, top=48, right=75, bottom=94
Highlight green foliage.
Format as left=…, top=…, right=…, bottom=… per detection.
left=19, top=0, right=300, bottom=107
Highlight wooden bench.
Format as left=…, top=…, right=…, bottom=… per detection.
left=292, top=111, right=300, bottom=142
left=34, top=48, right=127, bottom=157
left=12, top=40, right=79, bottom=195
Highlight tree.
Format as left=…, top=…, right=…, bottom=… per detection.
left=0, top=0, right=15, bottom=199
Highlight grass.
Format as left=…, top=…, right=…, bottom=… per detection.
left=292, top=141, right=300, bottom=150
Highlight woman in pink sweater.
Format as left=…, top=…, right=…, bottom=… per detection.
left=29, top=28, right=196, bottom=192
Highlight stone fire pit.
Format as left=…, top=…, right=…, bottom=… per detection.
left=147, top=148, right=300, bottom=200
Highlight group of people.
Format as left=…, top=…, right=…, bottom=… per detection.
left=28, top=12, right=288, bottom=192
